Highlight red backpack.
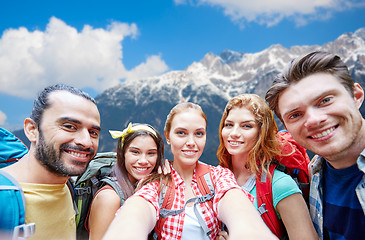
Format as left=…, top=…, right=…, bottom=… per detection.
left=256, top=130, right=310, bottom=239
left=152, top=162, right=215, bottom=240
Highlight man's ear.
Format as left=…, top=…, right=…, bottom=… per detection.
left=164, top=131, right=170, bottom=145
left=353, top=83, right=364, bottom=109
left=24, top=118, right=38, bottom=143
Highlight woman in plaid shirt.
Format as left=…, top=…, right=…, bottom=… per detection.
left=103, top=102, right=277, bottom=240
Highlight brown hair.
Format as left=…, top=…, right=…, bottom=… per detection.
left=217, top=94, right=282, bottom=178
left=111, top=123, right=164, bottom=198
left=265, top=51, right=354, bottom=122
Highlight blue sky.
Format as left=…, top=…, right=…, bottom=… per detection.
left=1, top=0, right=365, bottom=130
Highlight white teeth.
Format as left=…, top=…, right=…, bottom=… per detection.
left=312, top=127, right=335, bottom=139
left=183, top=151, right=196, bottom=154
left=229, top=141, right=242, bottom=145
left=69, top=151, right=87, bottom=158
left=135, top=167, right=148, bottom=171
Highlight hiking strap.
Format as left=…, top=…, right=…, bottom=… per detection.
left=75, top=175, right=110, bottom=196
left=159, top=183, right=215, bottom=237
left=256, top=164, right=285, bottom=238
left=155, top=163, right=215, bottom=239
left=276, top=162, right=310, bottom=191
left=0, top=170, right=36, bottom=240
left=101, top=177, right=125, bottom=206
left=241, top=174, right=256, bottom=192
left=160, top=191, right=215, bottom=217
left=66, top=179, right=78, bottom=215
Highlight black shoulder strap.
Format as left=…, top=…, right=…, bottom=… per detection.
left=101, top=177, right=125, bottom=206
left=66, top=179, right=79, bottom=215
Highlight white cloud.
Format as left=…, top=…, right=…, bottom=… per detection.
left=180, top=0, right=365, bottom=27
left=0, top=110, right=7, bottom=125
left=0, top=17, right=169, bottom=99
left=126, top=55, right=169, bottom=82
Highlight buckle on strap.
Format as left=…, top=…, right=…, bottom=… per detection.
left=12, top=223, right=35, bottom=240
left=160, top=209, right=184, bottom=219
left=75, top=186, right=91, bottom=195
left=257, top=203, right=268, bottom=215
left=159, top=196, right=197, bottom=218
left=197, top=192, right=214, bottom=203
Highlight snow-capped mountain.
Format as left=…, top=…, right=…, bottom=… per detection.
left=96, top=28, right=365, bottom=165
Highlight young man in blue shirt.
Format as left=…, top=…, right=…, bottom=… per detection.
left=265, top=51, right=365, bottom=239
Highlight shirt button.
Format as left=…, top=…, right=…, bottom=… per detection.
left=202, top=210, right=206, bottom=213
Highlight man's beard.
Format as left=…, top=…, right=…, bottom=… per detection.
left=35, top=129, right=94, bottom=176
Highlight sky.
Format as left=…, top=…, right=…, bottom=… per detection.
left=0, top=0, right=365, bottom=130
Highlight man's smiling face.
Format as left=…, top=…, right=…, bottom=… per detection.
left=35, top=90, right=100, bottom=176
left=278, top=72, right=364, bottom=167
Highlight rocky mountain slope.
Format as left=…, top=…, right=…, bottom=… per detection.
left=14, top=28, right=365, bottom=166
left=95, top=28, right=365, bottom=165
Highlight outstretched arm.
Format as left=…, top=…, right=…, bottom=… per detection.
left=102, top=196, right=157, bottom=240
left=277, top=193, right=318, bottom=240
left=217, top=189, right=278, bottom=240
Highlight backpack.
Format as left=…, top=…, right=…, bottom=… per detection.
left=0, top=127, right=28, bottom=168
left=256, top=130, right=310, bottom=239
left=0, top=127, right=35, bottom=239
left=0, top=128, right=77, bottom=239
left=152, top=162, right=215, bottom=240
left=74, top=152, right=125, bottom=240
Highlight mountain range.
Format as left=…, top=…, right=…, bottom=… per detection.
left=15, top=27, right=365, bottom=166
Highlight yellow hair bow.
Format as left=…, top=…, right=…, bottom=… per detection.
left=109, top=122, right=158, bottom=147
left=109, top=122, right=133, bottom=140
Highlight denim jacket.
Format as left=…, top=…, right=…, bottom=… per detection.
left=309, top=150, right=365, bottom=239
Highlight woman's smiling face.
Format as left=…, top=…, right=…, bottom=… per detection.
left=166, top=109, right=206, bottom=168
left=124, top=135, right=158, bottom=184
left=221, top=106, right=259, bottom=160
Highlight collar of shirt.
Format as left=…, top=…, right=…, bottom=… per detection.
left=170, top=164, right=199, bottom=187
left=358, top=149, right=365, bottom=173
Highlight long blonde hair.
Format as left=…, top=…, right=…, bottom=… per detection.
left=217, top=94, right=282, bottom=178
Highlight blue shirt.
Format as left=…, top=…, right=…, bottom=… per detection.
left=309, top=151, right=365, bottom=240
left=323, top=161, right=365, bottom=239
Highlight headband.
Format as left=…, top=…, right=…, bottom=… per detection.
left=109, top=122, right=158, bottom=147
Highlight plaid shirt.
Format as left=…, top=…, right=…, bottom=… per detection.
left=134, top=163, right=254, bottom=240
left=309, top=151, right=365, bottom=240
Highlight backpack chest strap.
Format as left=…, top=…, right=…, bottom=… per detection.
left=159, top=192, right=215, bottom=237
left=156, top=163, right=215, bottom=239
left=159, top=192, right=214, bottom=218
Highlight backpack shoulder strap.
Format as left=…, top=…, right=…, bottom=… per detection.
left=66, top=179, right=79, bottom=215
left=154, top=162, right=216, bottom=239
left=193, top=162, right=215, bottom=237
left=0, top=170, right=35, bottom=239
left=101, top=177, right=125, bottom=206
left=195, top=162, right=215, bottom=209
left=153, top=177, right=176, bottom=239
left=256, top=163, right=285, bottom=238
